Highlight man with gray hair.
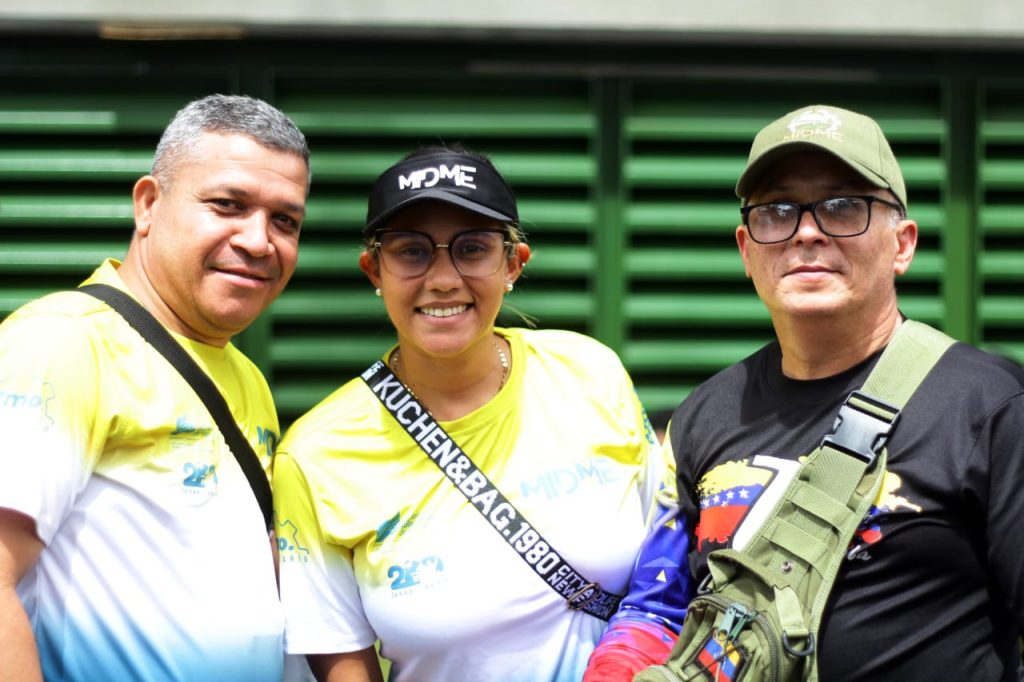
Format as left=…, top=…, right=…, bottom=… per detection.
left=0, top=94, right=309, bottom=681
left=585, top=104, right=1024, bottom=681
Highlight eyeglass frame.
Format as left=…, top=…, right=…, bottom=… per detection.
left=370, top=228, right=515, bottom=278
left=739, top=194, right=905, bottom=245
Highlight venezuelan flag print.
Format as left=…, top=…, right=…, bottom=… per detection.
left=694, top=456, right=800, bottom=553
left=696, top=632, right=746, bottom=681
left=851, top=470, right=922, bottom=550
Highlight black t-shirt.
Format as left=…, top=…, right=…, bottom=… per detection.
left=669, top=334, right=1024, bottom=681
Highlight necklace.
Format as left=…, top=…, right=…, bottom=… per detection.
left=390, top=340, right=509, bottom=401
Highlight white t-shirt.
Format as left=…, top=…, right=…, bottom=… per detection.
left=274, top=328, right=670, bottom=682
left=0, top=261, right=285, bottom=681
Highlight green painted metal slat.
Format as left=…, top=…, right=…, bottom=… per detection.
left=980, top=160, right=1024, bottom=187
left=626, top=294, right=944, bottom=326
left=0, top=110, right=119, bottom=132
left=879, top=297, right=945, bottom=326
left=0, top=290, right=80, bottom=316
left=979, top=206, right=1024, bottom=234
left=293, top=112, right=594, bottom=135
left=624, top=250, right=943, bottom=281
left=626, top=156, right=945, bottom=187
left=0, top=150, right=150, bottom=179
left=979, top=342, right=1024, bottom=364
left=311, top=151, right=595, bottom=184
left=513, top=246, right=594, bottom=276
left=284, top=92, right=593, bottom=134
left=624, top=339, right=771, bottom=370
left=0, top=197, right=134, bottom=224
left=499, top=292, right=593, bottom=322
left=625, top=250, right=745, bottom=280
left=303, top=199, right=595, bottom=233
left=627, top=294, right=768, bottom=324
left=271, top=337, right=395, bottom=365
left=979, top=299, right=1024, bottom=325
left=272, top=383, right=344, bottom=413
left=980, top=120, right=1024, bottom=142
left=0, top=244, right=127, bottom=270
left=635, top=385, right=698, bottom=412
left=270, top=293, right=386, bottom=319
left=517, top=201, right=595, bottom=231
left=625, top=156, right=745, bottom=186
left=980, top=252, right=1024, bottom=280
left=624, top=202, right=737, bottom=232
left=627, top=116, right=945, bottom=142
left=0, top=92, right=230, bottom=133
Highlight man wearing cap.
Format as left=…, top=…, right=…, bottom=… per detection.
left=584, top=104, right=1024, bottom=681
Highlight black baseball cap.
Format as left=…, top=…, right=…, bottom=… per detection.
left=365, top=150, right=519, bottom=236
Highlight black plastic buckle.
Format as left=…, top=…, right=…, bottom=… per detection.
left=820, top=390, right=901, bottom=467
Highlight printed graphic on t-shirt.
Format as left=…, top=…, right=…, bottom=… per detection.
left=277, top=518, right=311, bottom=565
left=0, top=378, right=56, bottom=430
left=694, top=455, right=800, bottom=552
left=696, top=456, right=923, bottom=561
left=848, top=471, right=922, bottom=560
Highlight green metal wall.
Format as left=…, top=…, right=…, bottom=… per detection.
left=1, top=38, right=1021, bottom=427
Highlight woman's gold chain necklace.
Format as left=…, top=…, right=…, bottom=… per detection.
left=390, top=341, right=509, bottom=402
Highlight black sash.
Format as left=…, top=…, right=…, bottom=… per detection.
left=361, top=359, right=623, bottom=620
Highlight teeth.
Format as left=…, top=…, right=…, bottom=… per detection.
left=420, top=304, right=468, bottom=318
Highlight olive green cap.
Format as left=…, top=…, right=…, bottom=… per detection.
left=735, top=104, right=907, bottom=209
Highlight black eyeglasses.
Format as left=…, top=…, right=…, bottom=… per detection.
left=372, top=229, right=513, bottom=278
left=740, top=195, right=904, bottom=245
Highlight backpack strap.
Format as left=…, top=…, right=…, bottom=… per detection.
left=705, top=320, right=955, bottom=673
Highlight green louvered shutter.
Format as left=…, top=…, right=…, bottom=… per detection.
left=0, top=74, right=236, bottom=316
left=1, top=56, right=1014, bottom=433
left=979, top=81, right=1024, bottom=364
left=621, top=80, right=947, bottom=415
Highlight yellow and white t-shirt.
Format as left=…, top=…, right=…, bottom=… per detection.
left=0, top=260, right=285, bottom=682
left=274, top=327, right=670, bottom=682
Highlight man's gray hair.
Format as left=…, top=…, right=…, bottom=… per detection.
left=152, top=94, right=310, bottom=187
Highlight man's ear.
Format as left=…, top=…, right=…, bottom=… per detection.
left=893, top=219, right=918, bottom=276
left=359, top=251, right=383, bottom=289
left=735, top=225, right=753, bottom=278
left=132, top=176, right=161, bottom=237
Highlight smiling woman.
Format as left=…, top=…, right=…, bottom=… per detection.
left=271, top=145, right=677, bottom=682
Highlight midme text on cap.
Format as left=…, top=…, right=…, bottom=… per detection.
left=735, top=104, right=907, bottom=209
left=365, top=150, right=519, bottom=234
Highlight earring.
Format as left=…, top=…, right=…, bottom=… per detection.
left=374, top=288, right=382, bottom=297
left=505, top=282, right=514, bottom=293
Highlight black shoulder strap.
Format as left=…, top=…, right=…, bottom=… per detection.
left=78, top=283, right=274, bottom=532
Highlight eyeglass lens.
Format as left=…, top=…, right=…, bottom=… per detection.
left=376, top=230, right=508, bottom=278
left=747, top=196, right=873, bottom=244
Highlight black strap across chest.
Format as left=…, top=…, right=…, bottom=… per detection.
left=78, top=283, right=274, bottom=532
left=361, top=359, right=623, bottom=620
